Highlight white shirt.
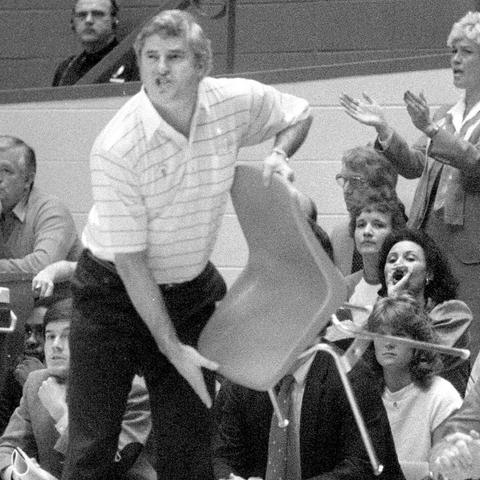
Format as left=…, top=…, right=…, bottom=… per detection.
left=83, top=77, right=310, bottom=283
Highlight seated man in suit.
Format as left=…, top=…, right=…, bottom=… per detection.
left=0, top=297, right=155, bottom=480
left=213, top=341, right=405, bottom=480
left=0, top=136, right=82, bottom=273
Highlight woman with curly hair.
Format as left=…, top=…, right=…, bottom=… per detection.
left=365, top=294, right=462, bottom=476
left=325, top=190, right=407, bottom=343
left=377, top=228, right=472, bottom=395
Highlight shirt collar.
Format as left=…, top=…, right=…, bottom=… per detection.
left=448, top=96, right=480, bottom=132
left=140, top=79, right=210, bottom=141
left=10, top=191, right=30, bottom=223
left=292, top=351, right=316, bottom=386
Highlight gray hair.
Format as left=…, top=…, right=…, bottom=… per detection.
left=134, top=9, right=212, bottom=77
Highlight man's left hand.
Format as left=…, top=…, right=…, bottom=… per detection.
left=262, top=150, right=294, bottom=187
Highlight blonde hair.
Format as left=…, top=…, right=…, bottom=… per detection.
left=447, top=11, right=480, bottom=47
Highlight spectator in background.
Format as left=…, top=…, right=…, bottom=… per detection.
left=431, top=370, right=480, bottom=480
left=52, top=0, right=139, bottom=86
left=340, top=11, right=480, bottom=363
left=0, top=298, right=155, bottom=480
left=325, top=190, right=406, bottom=341
left=0, top=136, right=82, bottom=274
left=331, top=146, right=400, bottom=277
left=378, top=229, right=472, bottom=396
left=364, top=294, right=462, bottom=480
left=346, top=190, right=406, bottom=308
left=0, top=295, right=67, bottom=435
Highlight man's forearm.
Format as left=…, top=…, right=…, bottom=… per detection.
left=273, top=114, right=313, bottom=158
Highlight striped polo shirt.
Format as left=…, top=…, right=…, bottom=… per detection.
left=82, top=76, right=310, bottom=284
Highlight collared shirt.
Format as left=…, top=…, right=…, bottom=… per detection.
left=0, top=187, right=82, bottom=274
left=83, top=76, right=310, bottom=284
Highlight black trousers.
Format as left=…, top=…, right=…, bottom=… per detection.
left=61, top=249, right=227, bottom=480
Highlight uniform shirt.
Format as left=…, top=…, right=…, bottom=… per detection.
left=83, top=76, right=310, bottom=284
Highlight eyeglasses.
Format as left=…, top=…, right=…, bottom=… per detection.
left=73, top=10, right=108, bottom=21
left=335, top=174, right=369, bottom=189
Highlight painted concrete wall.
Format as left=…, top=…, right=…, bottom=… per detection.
left=0, top=68, right=459, bottom=286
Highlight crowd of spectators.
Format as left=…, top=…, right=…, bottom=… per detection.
left=2, top=3, right=480, bottom=480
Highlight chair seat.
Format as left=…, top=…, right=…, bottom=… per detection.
left=198, top=165, right=347, bottom=391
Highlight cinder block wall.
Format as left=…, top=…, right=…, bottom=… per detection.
left=0, top=68, right=459, bottom=286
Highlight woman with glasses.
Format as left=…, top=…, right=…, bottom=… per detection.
left=340, top=11, right=480, bottom=363
left=331, top=145, right=401, bottom=276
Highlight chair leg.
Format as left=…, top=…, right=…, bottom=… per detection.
left=268, top=389, right=289, bottom=428
left=299, top=342, right=384, bottom=476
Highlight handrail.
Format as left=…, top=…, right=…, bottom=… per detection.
left=0, top=52, right=450, bottom=106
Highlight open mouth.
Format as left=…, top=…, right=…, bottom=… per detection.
left=393, top=269, right=405, bottom=282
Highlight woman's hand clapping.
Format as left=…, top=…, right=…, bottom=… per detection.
left=403, top=90, right=435, bottom=133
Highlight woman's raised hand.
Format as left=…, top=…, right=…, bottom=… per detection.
left=403, top=90, right=434, bottom=133
left=339, top=92, right=389, bottom=128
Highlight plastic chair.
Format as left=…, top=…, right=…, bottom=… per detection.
left=198, top=164, right=347, bottom=391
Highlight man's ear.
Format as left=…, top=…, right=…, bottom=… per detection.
left=195, top=58, right=207, bottom=79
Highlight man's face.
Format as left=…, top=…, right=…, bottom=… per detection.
left=140, top=34, right=203, bottom=113
left=72, top=0, right=115, bottom=52
left=0, top=149, right=32, bottom=213
left=24, top=306, right=47, bottom=361
left=44, top=320, right=70, bottom=380
left=337, top=167, right=370, bottom=212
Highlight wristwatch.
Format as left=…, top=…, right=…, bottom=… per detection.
left=272, top=147, right=289, bottom=163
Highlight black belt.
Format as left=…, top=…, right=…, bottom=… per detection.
left=84, top=249, right=211, bottom=291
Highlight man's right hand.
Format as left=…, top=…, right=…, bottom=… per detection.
left=13, top=356, right=45, bottom=386
left=168, top=344, right=219, bottom=408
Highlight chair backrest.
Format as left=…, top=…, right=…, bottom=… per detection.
left=198, top=164, right=347, bottom=391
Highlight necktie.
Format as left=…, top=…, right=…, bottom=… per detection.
left=0, top=212, right=14, bottom=242
left=265, top=374, right=302, bottom=480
